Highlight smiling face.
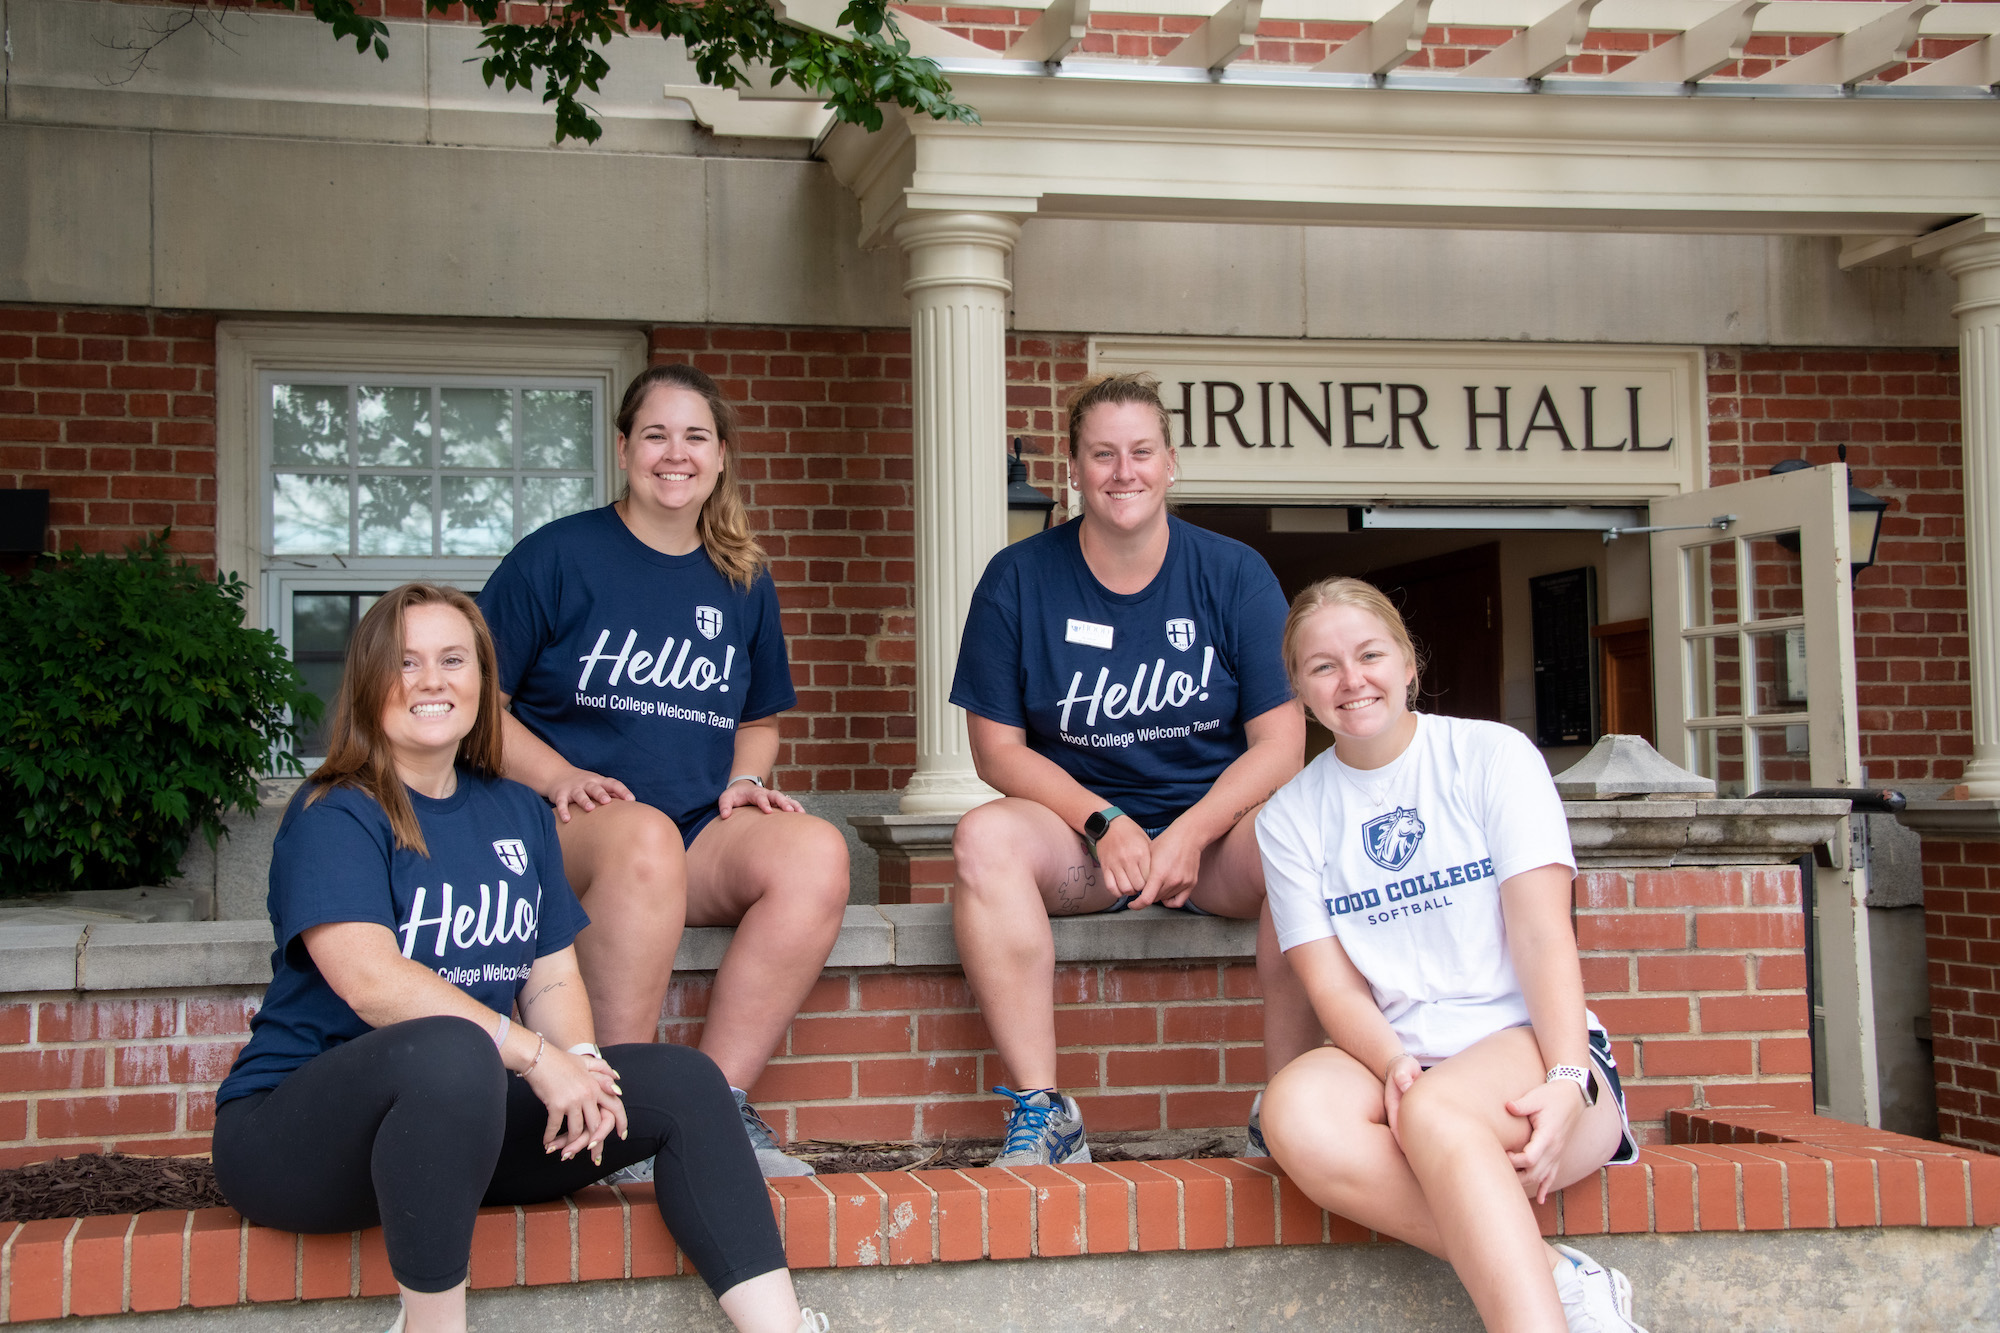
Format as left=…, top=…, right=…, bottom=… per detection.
left=1071, top=400, right=1174, bottom=535
left=1292, top=602, right=1418, bottom=750
left=617, top=384, right=725, bottom=522
left=380, top=601, right=481, bottom=768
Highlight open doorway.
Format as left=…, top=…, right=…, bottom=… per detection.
left=1176, top=505, right=1649, bottom=771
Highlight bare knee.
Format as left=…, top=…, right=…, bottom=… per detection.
left=951, top=803, right=1036, bottom=901
left=1263, top=1056, right=1375, bottom=1180
left=765, top=817, right=850, bottom=920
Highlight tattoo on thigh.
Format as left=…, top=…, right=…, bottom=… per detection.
left=1056, top=863, right=1093, bottom=912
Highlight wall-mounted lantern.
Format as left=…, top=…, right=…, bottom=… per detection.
left=1006, top=437, right=1056, bottom=545
left=1769, top=455, right=1889, bottom=580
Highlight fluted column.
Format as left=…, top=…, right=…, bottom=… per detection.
left=895, top=211, right=1021, bottom=815
left=1937, top=226, right=2000, bottom=797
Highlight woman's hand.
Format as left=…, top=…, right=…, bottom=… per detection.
left=522, top=1044, right=629, bottom=1167
left=1381, top=1053, right=1423, bottom=1144
left=542, top=766, right=634, bottom=824
left=1092, top=817, right=1153, bottom=900
left=717, top=778, right=804, bottom=818
left=1131, top=823, right=1203, bottom=909
left=1505, top=1078, right=1588, bottom=1204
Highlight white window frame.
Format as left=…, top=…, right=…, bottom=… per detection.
left=218, top=321, right=648, bottom=632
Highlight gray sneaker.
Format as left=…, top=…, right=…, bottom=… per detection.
left=735, top=1088, right=816, bottom=1177
left=599, top=1158, right=654, bottom=1187
left=1243, top=1090, right=1269, bottom=1157
left=990, top=1085, right=1091, bottom=1167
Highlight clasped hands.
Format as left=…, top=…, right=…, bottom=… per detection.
left=1381, top=1053, right=1588, bottom=1205
left=1091, top=818, right=1201, bottom=910
left=523, top=1045, right=629, bottom=1168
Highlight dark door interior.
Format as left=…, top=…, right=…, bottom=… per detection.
left=1367, top=542, right=1505, bottom=722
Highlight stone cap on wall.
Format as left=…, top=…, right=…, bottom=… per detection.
left=856, top=801, right=1847, bottom=869
left=0, top=904, right=1258, bottom=996
left=1896, top=797, right=2000, bottom=838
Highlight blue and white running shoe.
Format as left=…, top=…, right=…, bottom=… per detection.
left=990, top=1085, right=1091, bottom=1167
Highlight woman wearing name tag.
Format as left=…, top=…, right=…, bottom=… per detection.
left=948, top=371, right=1321, bottom=1166
left=1254, top=577, right=1644, bottom=1333
left=212, top=584, right=828, bottom=1333
left=477, top=364, right=848, bottom=1178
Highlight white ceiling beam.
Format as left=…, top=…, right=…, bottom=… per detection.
left=1157, top=0, right=1265, bottom=69
left=1314, top=0, right=1434, bottom=74
left=1755, top=0, right=1936, bottom=85
left=1005, top=0, right=1093, bottom=63
left=1611, top=0, right=1765, bottom=81
left=773, top=0, right=995, bottom=58
left=1897, top=34, right=2000, bottom=86
left=1460, top=0, right=1606, bottom=79
left=1838, top=234, right=1920, bottom=269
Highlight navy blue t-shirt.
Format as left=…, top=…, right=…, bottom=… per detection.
left=950, top=516, right=1293, bottom=828
left=477, top=505, right=797, bottom=841
left=217, top=771, right=588, bottom=1105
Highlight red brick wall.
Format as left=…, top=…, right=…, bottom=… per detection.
left=1919, top=836, right=2000, bottom=1154
left=1705, top=347, right=1969, bottom=786
left=0, top=306, right=217, bottom=568
left=0, top=864, right=1812, bottom=1165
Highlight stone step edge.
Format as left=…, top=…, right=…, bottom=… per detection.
left=4, top=1109, right=1996, bottom=1323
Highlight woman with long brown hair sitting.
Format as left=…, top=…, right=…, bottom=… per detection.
left=211, top=583, right=829, bottom=1333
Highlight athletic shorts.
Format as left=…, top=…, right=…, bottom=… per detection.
left=1092, top=819, right=1217, bottom=917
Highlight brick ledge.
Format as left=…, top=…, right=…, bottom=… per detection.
left=3, top=1109, right=1995, bottom=1323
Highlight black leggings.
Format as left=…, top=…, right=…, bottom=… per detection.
left=212, top=1016, right=786, bottom=1295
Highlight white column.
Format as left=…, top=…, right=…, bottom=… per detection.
left=1935, top=223, right=2000, bottom=798
left=895, top=211, right=1021, bottom=815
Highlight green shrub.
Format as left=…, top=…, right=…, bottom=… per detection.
left=0, top=535, right=322, bottom=896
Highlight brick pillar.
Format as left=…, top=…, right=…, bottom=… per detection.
left=1898, top=802, right=2000, bottom=1152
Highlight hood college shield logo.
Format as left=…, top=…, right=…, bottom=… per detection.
left=492, top=839, right=529, bottom=875
left=1165, top=617, right=1196, bottom=652
left=1361, top=808, right=1426, bottom=872
left=694, top=605, right=723, bottom=640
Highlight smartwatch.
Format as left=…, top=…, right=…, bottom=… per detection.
left=1546, top=1063, right=1597, bottom=1107
left=729, top=775, right=765, bottom=789
left=1083, top=805, right=1125, bottom=843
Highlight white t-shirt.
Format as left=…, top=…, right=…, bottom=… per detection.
left=1257, top=713, right=1589, bottom=1064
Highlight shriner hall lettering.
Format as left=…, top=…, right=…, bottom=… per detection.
left=1165, top=379, right=1673, bottom=455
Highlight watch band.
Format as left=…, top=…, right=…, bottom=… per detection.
left=729, top=774, right=765, bottom=789
left=1083, top=805, right=1125, bottom=841
left=1546, top=1064, right=1596, bottom=1106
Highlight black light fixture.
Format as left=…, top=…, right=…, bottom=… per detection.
left=1769, top=450, right=1889, bottom=580
left=0, top=489, right=50, bottom=555
left=1006, top=436, right=1056, bottom=544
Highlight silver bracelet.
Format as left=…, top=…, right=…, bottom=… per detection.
left=492, top=1014, right=512, bottom=1050
left=728, top=774, right=765, bottom=789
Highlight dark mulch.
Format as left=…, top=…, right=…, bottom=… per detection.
left=0, top=1153, right=228, bottom=1223
left=0, top=1137, right=1235, bottom=1222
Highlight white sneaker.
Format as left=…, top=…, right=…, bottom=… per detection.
left=1242, top=1090, right=1268, bottom=1157
left=1552, top=1245, right=1646, bottom=1333
left=796, top=1308, right=830, bottom=1332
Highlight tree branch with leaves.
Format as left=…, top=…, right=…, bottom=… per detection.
left=280, top=0, right=977, bottom=142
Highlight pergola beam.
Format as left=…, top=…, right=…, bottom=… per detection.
left=1461, top=0, right=1605, bottom=80
left=1898, top=34, right=2000, bottom=88
left=1612, top=0, right=1767, bottom=83
left=1755, top=0, right=1937, bottom=86
left=1157, top=0, right=1265, bottom=70
left=1314, top=0, right=1433, bottom=76
left=1005, top=0, right=1093, bottom=64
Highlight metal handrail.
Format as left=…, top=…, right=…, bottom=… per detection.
left=1748, top=787, right=1906, bottom=815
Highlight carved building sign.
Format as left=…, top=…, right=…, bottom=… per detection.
left=1090, top=338, right=1705, bottom=504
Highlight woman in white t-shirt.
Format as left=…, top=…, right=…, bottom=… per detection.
left=1256, top=577, right=1644, bottom=1333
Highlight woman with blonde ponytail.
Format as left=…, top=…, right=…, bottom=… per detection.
left=477, top=364, right=848, bottom=1179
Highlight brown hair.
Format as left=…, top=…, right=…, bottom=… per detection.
left=615, top=363, right=768, bottom=589
left=304, top=583, right=505, bottom=856
left=1065, top=372, right=1174, bottom=457
left=1280, top=576, right=1425, bottom=709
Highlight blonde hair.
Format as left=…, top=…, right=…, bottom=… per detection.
left=1281, top=576, right=1425, bottom=709
left=1065, top=372, right=1173, bottom=456
left=615, top=364, right=768, bottom=589
left=304, top=583, right=505, bottom=856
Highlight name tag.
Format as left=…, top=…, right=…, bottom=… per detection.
left=1066, top=618, right=1115, bottom=650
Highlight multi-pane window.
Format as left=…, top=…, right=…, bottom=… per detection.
left=267, top=378, right=599, bottom=557
left=261, top=373, right=605, bottom=756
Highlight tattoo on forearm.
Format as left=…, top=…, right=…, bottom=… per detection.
left=1230, top=787, right=1282, bottom=824
left=523, top=980, right=568, bottom=1008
